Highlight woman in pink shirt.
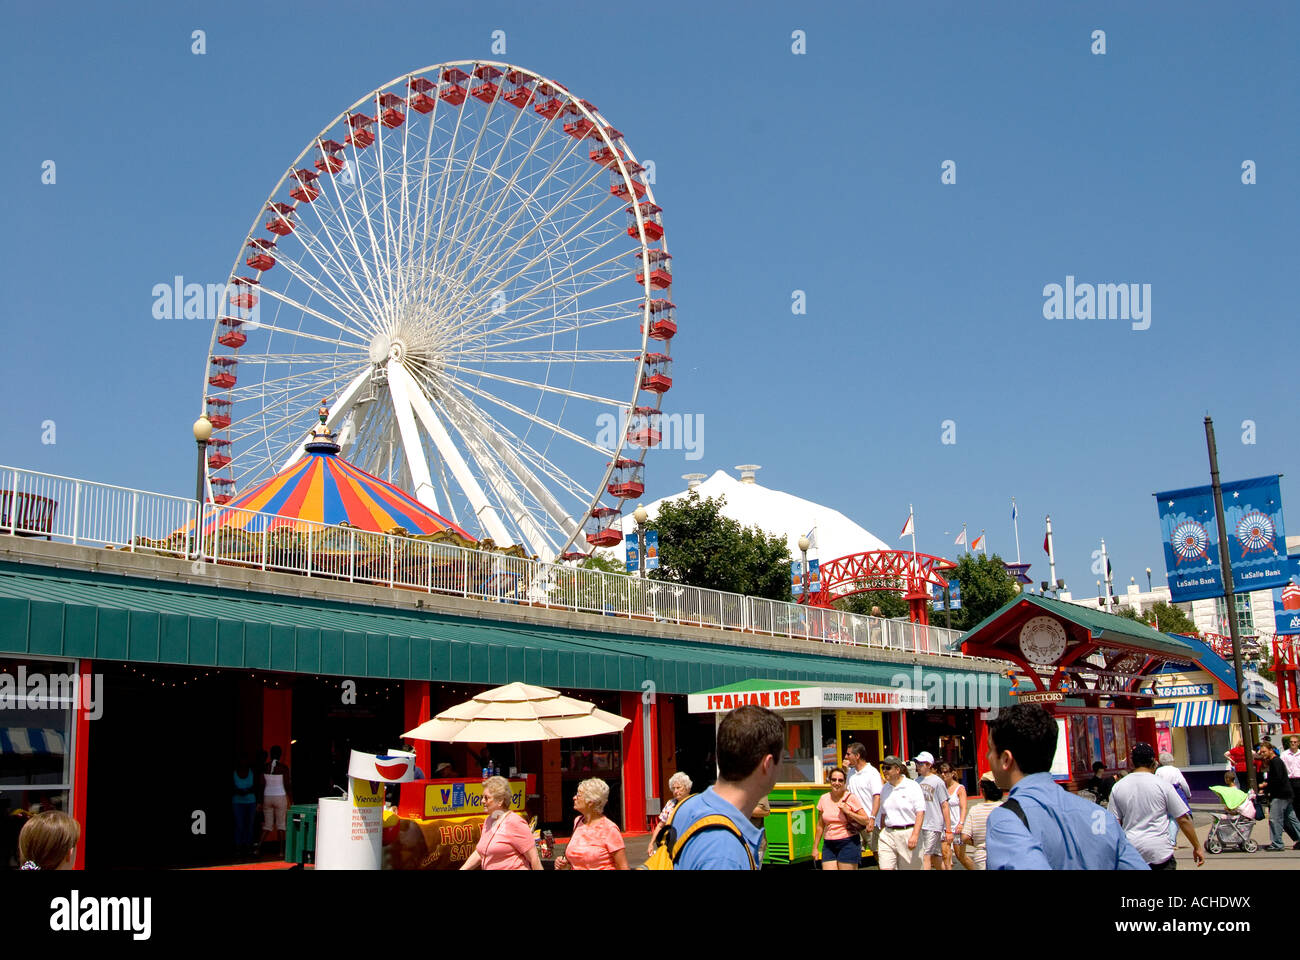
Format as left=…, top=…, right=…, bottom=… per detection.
left=555, top=778, right=629, bottom=870
left=814, top=767, right=870, bottom=870
left=460, top=776, right=542, bottom=871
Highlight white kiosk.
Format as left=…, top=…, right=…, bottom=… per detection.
left=315, top=750, right=416, bottom=870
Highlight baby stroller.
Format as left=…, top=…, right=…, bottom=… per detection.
left=1205, top=785, right=1259, bottom=854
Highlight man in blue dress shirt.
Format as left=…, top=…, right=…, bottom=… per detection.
left=985, top=704, right=1148, bottom=870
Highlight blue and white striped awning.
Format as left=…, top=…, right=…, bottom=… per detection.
left=0, top=728, right=67, bottom=755
left=1170, top=700, right=1235, bottom=727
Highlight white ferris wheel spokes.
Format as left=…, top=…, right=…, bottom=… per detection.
left=200, top=62, right=677, bottom=560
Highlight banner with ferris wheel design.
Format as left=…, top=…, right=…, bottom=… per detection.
left=1154, top=475, right=1288, bottom=602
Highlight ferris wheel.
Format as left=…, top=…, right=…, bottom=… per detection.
left=200, top=62, right=676, bottom=561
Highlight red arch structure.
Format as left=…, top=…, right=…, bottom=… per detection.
left=799, top=550, right=957, bottom=625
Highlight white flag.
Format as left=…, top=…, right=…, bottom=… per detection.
left=900, top=514, right=914, bottom=538
left=954, top=529, right=966, bottom=545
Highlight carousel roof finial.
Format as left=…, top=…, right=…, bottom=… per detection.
left=305, top=399, right=341, bottom=455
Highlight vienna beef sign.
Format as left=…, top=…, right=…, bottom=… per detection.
left=689, top=684, right=927, bottom=714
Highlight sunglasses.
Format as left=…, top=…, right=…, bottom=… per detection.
left=829, top=777, right=845, bottom=783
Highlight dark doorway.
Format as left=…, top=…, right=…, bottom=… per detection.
left=672, top=701, right=717, bottom=793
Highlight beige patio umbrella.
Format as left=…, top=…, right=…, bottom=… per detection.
left=401, top=682, right=629, bottom=743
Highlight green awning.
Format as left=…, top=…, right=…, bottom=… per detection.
left=960, top=594, right=1202, bottom=660
left=0, top=563, right=1009, bottom=703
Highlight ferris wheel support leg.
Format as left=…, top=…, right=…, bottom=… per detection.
left=275, top=366, right=374, bottom=473
left=386, top=359, right=440, bottom=513
left=389, top=364, right=512, bottom=545
left=450, top=399, right=580, bottom=544
left=434, top=394, right=559, bottom=559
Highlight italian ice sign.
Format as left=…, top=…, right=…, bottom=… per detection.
left=1154, top=475, right=1288, bottom=602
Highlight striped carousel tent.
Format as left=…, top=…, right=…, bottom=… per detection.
left=205, top=404, right=473, bottom=539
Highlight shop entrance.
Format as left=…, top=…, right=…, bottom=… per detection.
left=906, top=710, right=976, bottom=788
left=672, top=701, right=719, bottom=792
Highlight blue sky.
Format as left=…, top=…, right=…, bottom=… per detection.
left=1, top=0, right=1296, bottom=598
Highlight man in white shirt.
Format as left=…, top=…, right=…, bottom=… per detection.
left=1283, top=736, right=1300, bottom=833
left=1110, top=743, right=1204, bottom=870
left=1154, top=752, right=1192, bottom=845
left=875, top=755, right=925, bottom=870
left=913, top=750, right=952, bottom=870
left=844, top=742, right=883, bottom=859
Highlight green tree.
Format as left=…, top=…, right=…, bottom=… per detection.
left=580, top=552, right=624, bottom=576
left=1147, top=601, right=1198, bottom=636
left=1113, top=601, right=1198, bottom=636
left=940, top=552, right=1021, bottom=632
left=646, top=490, right=792, bottom=601
left=834, top=579, right=910, bottom=619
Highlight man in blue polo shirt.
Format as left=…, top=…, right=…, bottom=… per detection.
left=985, top=704, right=1148, bottom=870
left=673, top=705, right=783, bottom=869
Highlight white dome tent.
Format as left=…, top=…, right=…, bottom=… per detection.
left=612, top=466, right=888, bottom=569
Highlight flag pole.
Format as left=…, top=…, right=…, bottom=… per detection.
left=981, top=530, right=987, bottom=555
left=1012, top=497, right=1021, bottom=564
left=1046, top=514, right=1057, bottom=591
left=1100, top=538, right=1113, bottom=612
left=963, top=521, right=968, bottom=554
left=910, top=503, right=918, bottom=572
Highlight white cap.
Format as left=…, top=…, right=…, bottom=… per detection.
left=913, top=751, right=935, bottom=765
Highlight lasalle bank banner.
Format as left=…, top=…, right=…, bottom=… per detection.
left=1154, top=475, right=1288, bottom=602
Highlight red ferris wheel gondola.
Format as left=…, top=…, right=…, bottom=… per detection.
left=585, top=507, right=623, bottom=547
left=607, top=459, right=645, bottom=500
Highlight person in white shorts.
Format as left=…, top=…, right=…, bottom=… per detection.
left=257, top=745, right=292, bottom=858
left=876, top=755, right=925, bottom=870
left=913, top=751, right=952, bottom=870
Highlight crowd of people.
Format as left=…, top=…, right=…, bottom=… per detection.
left=418, top=704, right=1300, bottom=870
left=18, top=708, right=1300, bottom=871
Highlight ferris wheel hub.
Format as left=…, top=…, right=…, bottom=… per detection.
left=368, top=332, right=412, bottom=364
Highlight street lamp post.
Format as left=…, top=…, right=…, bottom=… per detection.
left=633, top=504, right=648, bottom=580
left=1146, top=567, right=1152, bottom=592
left=192, top=415, right=213, bottom=559
left=798, top=536, right=810, bottom=600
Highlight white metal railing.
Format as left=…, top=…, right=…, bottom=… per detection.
left=0, top=463, right=973, bottom=659
left=0, top=464, right=197, bottom=557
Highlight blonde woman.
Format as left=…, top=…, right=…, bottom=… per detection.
left=938, top=761, right=967, bottom=870
left=647, top=772, right=692, bottom=857
left=460, top=776, right=541, bottom=870
left=19, top=811, right=80, bottom=871
left=555, top=778, right=629, bottom=870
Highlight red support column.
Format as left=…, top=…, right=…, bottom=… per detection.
left=542, top=741, right=562, bottom=823
left=72, top=659, right=92, bottom=869
left=896, top=711, right=910, bottom=762
left=263, top=687, right=293, bottom=767
left=1275, top=639, right=1300, bottom=734
left=658, top=697, right=677, bottom=795
left=620, top=692, right=659, bottom=831
left=403, top=681, right=432, bottom=775
left=974, top=711, right=989, bottom=777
